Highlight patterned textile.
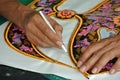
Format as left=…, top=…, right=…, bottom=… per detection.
left=1, top=0, right=120, bottom=80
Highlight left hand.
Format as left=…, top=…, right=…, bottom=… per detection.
left=77, top=35, right=120, bottom=74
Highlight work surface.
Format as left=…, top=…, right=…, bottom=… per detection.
left=0, top=0, right=120, bottom=80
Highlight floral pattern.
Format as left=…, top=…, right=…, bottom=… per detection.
left=4, top=0, right=120, bottom=76
left=57, top=10, right=76, bottom=19
left=73, top=0, right=120, bottom=74
left=5, top=0, right=62, bottom=60
left=34, top=0, right=61, bottom=14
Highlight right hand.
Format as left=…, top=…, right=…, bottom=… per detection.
left=0, top=0, right=63, bottom=48
left=23, top=11, right=63, bottom=47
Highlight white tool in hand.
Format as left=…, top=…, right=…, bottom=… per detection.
left=39, top=11, right=67, bottom=53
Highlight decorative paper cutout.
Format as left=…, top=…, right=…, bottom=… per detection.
left=4, top=0, right=120, bottom=78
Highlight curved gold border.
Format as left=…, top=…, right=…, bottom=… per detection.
left=83, top=0, right=109, bottom=14
left=68, top=15, right=83, bottom=65
left=68, top=0, right=110, bottom=67
left=68, top=0, right=112, bottom=77
left=4, top=0, right=112, bottom=77
left=4, top=23, right=48, bottom=61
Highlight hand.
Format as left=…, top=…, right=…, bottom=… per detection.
left=0, top=0, right=63, bottom=48
left=23, top=11, right=63, bottom=47
left=77, top=35, right=120, bottom=74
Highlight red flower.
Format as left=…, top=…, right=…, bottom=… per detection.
left=57, top=10, right=76, bottom=19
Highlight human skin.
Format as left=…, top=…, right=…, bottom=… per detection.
left=0, top=0, right=63, bottom=47
left=77, top=35, right=120, bottom=74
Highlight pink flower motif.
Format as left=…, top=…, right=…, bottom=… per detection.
left=48, top=0, right=55, bottom=2
left=102, top=4, right=112, bottom=9
left=102, top=23, right=115, bottom=29
left=103, top=63, right=113, bottom=71
left=37, top=0, right=53, bottom=7
left=74, top=38, right=90, bottom=48
left=19, top=28, right=25, bottom=34
left=12, top=33, right=25, bottom=44
left=20, top=45, right=33, bottom=53
left=12, top=26, right=25, bottom=34
left=83, top=38, right=90, bottom=46
left=84, top=24, right=100, bottom=32
left=78, top=29, right=88, bottom=36
left=12, top=26, right=19, bottom=31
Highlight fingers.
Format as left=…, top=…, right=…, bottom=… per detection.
left=34, top=14, right=63, bottom=47
left=91, top=48, right=116, bottom=74
left=26, top=23, right=56, bottom=47
left=24, top=12, right=63, bottom=47
left=79, top=41, right=118, bottom=73
left=77, top=35, right=120, bottom=74
left=110, top=58, right=120, bottom=74
left=81, top=47, right=87, bottom=53
left=47, top=16, right=63, bottom=39
left=26, top=30, right=50, bottom=47
left=78, top=41, right=107, bottom=67
left=78, top=35, right=120, bottom=66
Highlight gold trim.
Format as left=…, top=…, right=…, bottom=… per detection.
left=83, top=0, right=109, bottom=14
left=4, top=23, right=48, bottom=61
left=4, top=0, right=113, bottom=77
left=68, top=0, right=114, bottom=77
left=32, top=44, right=77, bottom=69
left=69, top=15, right=83, bottom=65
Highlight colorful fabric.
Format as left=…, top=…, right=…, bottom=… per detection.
left=71, top=0, right=120, bottom=75
left=0, top=0, right=120, bottom=80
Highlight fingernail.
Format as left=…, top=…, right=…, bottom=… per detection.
left=110, top=69, right=116, bottom=74
left=77, top=61, right=83, bottom=67
left=92, top=67, right=98, bottom=73
left=56, top=41, right=62, bottom=46
left=80, top=65, right=86, bottom=72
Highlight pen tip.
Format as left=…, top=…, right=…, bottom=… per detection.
left=61, top=45, right=67, bottom=53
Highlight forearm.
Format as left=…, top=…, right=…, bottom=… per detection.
left=0, top=0, right=35, bottom=28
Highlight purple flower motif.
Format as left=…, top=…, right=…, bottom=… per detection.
left=12, top=26, right=25, bottom=34
left=12, top=26, right=19, bottom=31
left=37, top=0, right=48, bottom=7
left=12, top=33, right=25, bottom=44
left=42, top=8, right=53, bottom=14
left=83, top=23, right=99, bottom=33
left=102, top=22, right=115, bottom=29
left=103, top=63, right=113, bottom=70
left=99, top=4, right=113, bottom=13
left=37, top=0, right=52, bottom=7
left=87, top=24, right=99, bottom=31
left=115, top=0, right=120, bottom=3
left=20, top=45, right=33, bottom=53
left=74, top=38, right=90, bottom=48
left=102, top=4, right=112, bottom=9
left=94, top=17, right=112, bottom=24
left=48, top=0, right=55, bottom=2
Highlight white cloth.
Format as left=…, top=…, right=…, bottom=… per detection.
left=0, top=0, right=120, bottom=80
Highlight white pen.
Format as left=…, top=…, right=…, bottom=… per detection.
left=39, top=11, right=67, bottom=53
